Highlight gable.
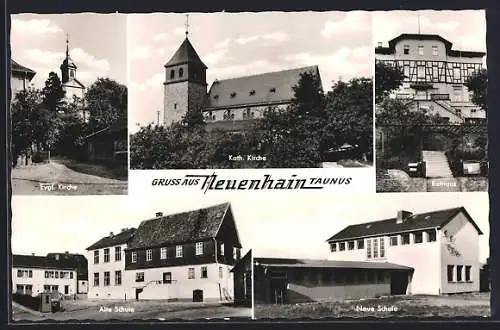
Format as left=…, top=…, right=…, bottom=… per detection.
left=206, top=66, right=320, bottom=109
left=439, top=208, right=483, bottom=236
left=215, top=205, right=242, bottom=248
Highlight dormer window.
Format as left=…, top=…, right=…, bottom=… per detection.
left=176, top=245, right=183, bottom=258
left=230, top=92, right=237, bottom=98
left=269, top=87, right=276, bottom=93
left=213, top=94, right=219, bottom=100
left=170, top=70, right=175, bottom=79
left=403, top=45, right=410, bottom=55
left=249, top=90, right=256, bottom=96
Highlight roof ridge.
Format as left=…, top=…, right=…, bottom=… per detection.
left=212, top=65, right=318, bottom=83
left=139, top=202, right=230, bottom=226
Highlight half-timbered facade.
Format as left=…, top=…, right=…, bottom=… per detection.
left=375, top=34, right=486, bottom=123
left=326, top=207, right=483, bottom=295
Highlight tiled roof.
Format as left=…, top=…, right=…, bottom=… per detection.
left=45, top=253, right=88, bottom=280
left=12, top=254, right=79, bottom=271
left=326, top=207, right=483, bottom=242
left=164, top=37, right=207, bottom=69
left=11, top=59, right=36, bottom=80
left=207, top=66, right=320, bottom=109
left=254, top=257, right=413, bottom=271
left=126, top=203, right=233, bottom=250
left=86, top=228, right=137, bottom=250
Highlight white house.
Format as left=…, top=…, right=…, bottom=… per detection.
left=12, top=254, right=78, bottom=297
left=326, top=206, right=483, bottom=295
left=375, top=33, right=486, bottom=123
left=86, top=203, right=243, bottom=302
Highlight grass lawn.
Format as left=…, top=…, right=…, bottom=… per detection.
left=254, top=292, right=490, bottom=319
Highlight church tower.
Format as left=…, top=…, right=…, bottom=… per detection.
left=163, top=16, right=208, bottom=126
left=59, top=35, right=86, bottom=118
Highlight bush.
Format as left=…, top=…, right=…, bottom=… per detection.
left=12, top=293, right=41, bottom=311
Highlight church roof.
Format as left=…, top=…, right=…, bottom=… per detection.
left=206, top=66, right=320, bottom=110
left=11, top=60, right=36, bottom=80
left=164, top=37, right=207, bottom=69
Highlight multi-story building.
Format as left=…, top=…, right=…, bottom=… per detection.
left=86, top=227, right=136, bottom=299
left=326, top=206, right=483, bottom=295
left=375, top=34, right=486, bottom=123
left=12, top=254, right=81, bottom=297
left=162, top=35, right=322, bottom=130
left=45, top=252, right=89, bottom=294
left=11, top=60, right=36, bottom=98
left=86, top=203, right=243, bottom=302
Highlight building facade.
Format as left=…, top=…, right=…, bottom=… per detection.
left=163, top=36, right=321, bottom=130
left=11, top=60, right=36, bottom=98
left=375, top=34, right=486, bottom=123
left=86, top=203, right=243, bottom=302
left=12, top=254, right=80, bottom=297
left=326, top=207, right=482, bottom=295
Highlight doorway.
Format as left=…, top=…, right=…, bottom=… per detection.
left=390, top=271, right=409, bottom=295
left=193, top=289, right=203, bottom=302
left=135, top=288, right=143, bottom=300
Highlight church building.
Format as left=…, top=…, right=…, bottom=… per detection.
left=60, top=37, right=86, bottom=102
left=162, top=30, right=321, bottom=131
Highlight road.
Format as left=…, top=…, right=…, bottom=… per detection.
left=11, top=160, right=127, bottom=195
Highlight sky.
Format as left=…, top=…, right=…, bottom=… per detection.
left=10, top=13, right=127, bottom=90
left=128, top=11, right=373, bottom=132
left=11, top=192, right=489, bottom=263
left=373, top=10, right=486, bottom=62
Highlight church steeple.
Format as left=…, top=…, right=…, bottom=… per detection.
left=60, top=34, right=77, bottom=84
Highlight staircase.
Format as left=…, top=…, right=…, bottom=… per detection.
left=422, top=150, right=453, bottom=178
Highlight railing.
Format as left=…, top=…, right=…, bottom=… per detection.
left=430, top=94, right=450, bottom=101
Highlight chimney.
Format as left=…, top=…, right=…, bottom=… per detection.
left=31, top=253, right=35, bottom=256
left=109, top=232, right=114, bottom=237
left=156, top=212, right=163, bottom=217
left=65, top=251, right=69, bottom=254
left=377, top=42, right=383, bottom=48
left=396, top=210, right=413, bottom=224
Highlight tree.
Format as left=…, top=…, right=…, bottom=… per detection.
left=375, top=61, right=405, bottom=103
left=85, top=78, right=127, bottom=131
left=41, top=72, right=66, bottom=112
left=464, top=68, right=487, bottom=112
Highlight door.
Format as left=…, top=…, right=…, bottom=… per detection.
left=269, top=271, right=288, bottom=304
left=193, top=289, right=203, bottom=302
left=64, top=285, right=69, bottom=295
left=390, top=271, right=409, bottom=295
left=135, top=288, right=143, bottom=300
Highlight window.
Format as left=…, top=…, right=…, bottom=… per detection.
left=223, top=110, right=234, bottom=120
left=17, top=270, right=22, bottom=277
left=188, top=268, right=195, bottom=279
left=390, top=236, right=398, bottom=246
left=457, top=265, right=463, bottom=282
left=29, top=270, right=32, bottom=278
left=427, top=230, right=436, bottom=242
left=367, top=271, right=375, bottom=282
left=330, top=243, right=337, bottom=252
left=403, top=45, right=410, bottom=55
left=163, top=272, right=172, bottom=284
left=418, top=45, right=424, bottom=56
left=373, top=238, right=379, bottom=258
left=136, top=272, right=145, bottom=282
left=170, top=70, right=175, bottom=79
left=174, top=103, right=177, bottom=109
left=115, top=271, right=122, bottom=285
left=220, top=243, right=225, bottom=256
left=249, top=90, right=256, bottom=96
left=179, top=68, right=184, bottom=78
left=219, top=266, right=223, bottom=279
left=269, top=87, right=276, bottom=93
left=465, top=266, right=472, bottom=282
left=161, top=247, right=167, bottom=259
left=417, top=66, right=425, bottom=79
left=176, top=245, right=183, bottom=258
left=16, top=285, right=24, bottom=293
left=243, top=108, right=254, bottom=120
left=70, top=70, right=75, bottom=78
left=378, top=271, right=385, bottom=282
left=51, top=285, right=58, bottom=292
left=453, top=67, right=461, bottom=80
left=402, top=234, right=410, bottom=245
left=379, top=237, right=385, bottom=258
left=367, top=240, right=372, bottom=259
left=45, top=271, right=49, bottom=278
left=195, top=242, right=204, bottom=256
left=94, top=272, right=99, bottom=287
left=104, top=248, right=110, bottom=263
left=357, top=240, right=364, bottom=249
left=104, top=272, right=110, bottom=286
left=131, top=251, right=137, bottom=263
left=146, top=249, right=153, bottom=262
left=432, top=45, right=438, bottom=56
left=55, top=271, right=59, bottom=278
left=414, top=232, right=423, bottom=244
left=233, top=247, right=238, bottom=261
left=94, top=250, right=99, bottom=264
left=230, top=92, right=237, bottom=98
left=447, top=265, right=454, bottom=282
left=25, top=285, right=33, bottom=295
left=201, top=266, right=208, bottom=278
left=339, top=242, right=346, bottom=251
left=348, top=241, right=355, bottom=250
left=44, top=285, right=51, bottom=292
left=70, top=272, right=73, bottom=279
left=114, top=246, right=121, bottom=261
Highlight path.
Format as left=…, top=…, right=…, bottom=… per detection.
left=421, top=150, right=453, bottom=178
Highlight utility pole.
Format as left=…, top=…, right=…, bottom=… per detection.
left=156, top=111, right=160, bottom=126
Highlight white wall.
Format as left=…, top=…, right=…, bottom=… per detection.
left=440, top=212, right=480, bottom=294
left=87, top=244, right=127, bottom=300
left=78, top=280, right=88, bottom=294
left=11, top=75, right=28, bottom=98
left=12, top=267, right=77, bottom=297
left=205, top=104, right=289, bottom=122
left=124, top=263, right=234, bottom=302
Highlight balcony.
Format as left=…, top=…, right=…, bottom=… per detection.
left=410, top=81, right=433, bottom=90
left=430, top=94, right=450, bottom=101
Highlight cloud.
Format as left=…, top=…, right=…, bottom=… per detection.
left=70, top=48, right=110, bottom=71
left=132, top=73, right=164, bottom=92
left=153, top=32, right=168, bottom=41
left=11, top=18, right=63, bottom=35
left=23, top=49, right=63, bottom=66
left=235, top=35, right=260, bottom=45
left=436, top=21, right=460, bottom=32
left=321, top=12, right=371, bottom=38
left=262, top=32, right=289, bottom=43
left=203, top=49, right=230, bottom=65
left=215, top=38, right=231, bottom=48
left=209, top=60, right=288, bottom=81
left=156, top=48, right=165, bottom=56
left=131, top=45, right=151, bottom=60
